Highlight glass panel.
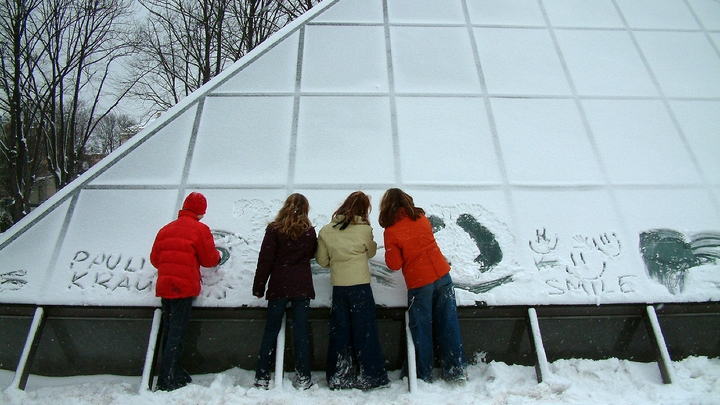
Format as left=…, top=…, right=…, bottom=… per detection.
left=0, top=200, right=71, bottom=305
left=48, top=189, right=177, bottom=306
left=635, top=32, right=720, bottom=98
left=396, top=97, right=501, bottom=185
left=466, top=0, right=546, bottom=27
left=294, top=96, right=394, bottom=185
left=302, top=25, right=388, bottom=93
left=387, top=0, right=465, bottom=24
left=492, top=98, right=604, bottom=185
left=670, top=101, right=720, bottom=185
left=616, top=0, right=699, bottom=29
left=555, top=30, right=656, bottom=97
left=474, top=28, right=570, bottom=96
left=584, top=100, right=703, bottom=185
left=391, top=27, right=481, bottom=94
left=543, top=0, right=624, bottom=28
left=90, top=106, right=197, bottom=185
left=211, top=33, right=300, bottom=94
left=189, top=97, right=295, bottom=186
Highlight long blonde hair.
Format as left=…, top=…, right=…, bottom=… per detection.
left=270, top=193, right=313, bottom=239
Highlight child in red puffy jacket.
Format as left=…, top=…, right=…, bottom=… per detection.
left=150, top=192, right=220, bottom=391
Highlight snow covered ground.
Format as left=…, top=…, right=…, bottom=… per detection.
left=2, top=356, right=720, bottom=405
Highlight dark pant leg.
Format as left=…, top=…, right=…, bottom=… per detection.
left=407, top=283, right=435, bottom=382
left=255, top=298, right=289, bottom=382
left=326, top=287, right=355, bottom=388
left=432, top=274, right=467, bottom=380
left=157, top=297, right=194, bottom=390
left=290, top=298, right=311, bottom=378
left=348, top=284, right=389, bottom=389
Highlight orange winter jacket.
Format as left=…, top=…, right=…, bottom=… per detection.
left=151, top=210, right=220, bottom=299
left=383, top=209, right=450, bottom=290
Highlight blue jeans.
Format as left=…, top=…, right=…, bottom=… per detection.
left=407, top=273, right=467, bottom=382
left=255, top=297, right=311, bottom=382
left=157, top=297, right=194, bottom=391
left=327, top=284, right=390, bottom=389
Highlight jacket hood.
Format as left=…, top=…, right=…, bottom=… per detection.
left=182, top=192, right=207, bottom=215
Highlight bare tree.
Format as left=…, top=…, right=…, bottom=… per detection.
left=132, top=0, right=320, bottom=115
left=1, top=0, right=321, bottom=224
left=277, top=0, right=318, bottom=20
left=38, top=0, right=137, bottom=189
left=86, top=111, right=138, bottom=155
left=223, top=0, right=283, bottom=61
left=0, top=0, right=137, bottom=224
left=0, top=0, right=47, bottom=222
left=132, top=0, right=234, bottom=114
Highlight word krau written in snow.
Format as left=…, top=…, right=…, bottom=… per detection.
left=68, top=250, right=153, bottom=292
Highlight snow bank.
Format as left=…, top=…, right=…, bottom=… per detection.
left=3, top=356, right=720, bottom=405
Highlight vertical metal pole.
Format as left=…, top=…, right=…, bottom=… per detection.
left=140, top=308, right=163, bottom=392
left=645, top=305, right=674, bottom=384
left=527, top=307, right=550, bottom=383
left=274, top=311, right=287, bottom=389
left=11, top=307, right=46, bottom=391
left=405, top=311, right=418, bottom=393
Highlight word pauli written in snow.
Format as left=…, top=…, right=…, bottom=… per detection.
left=68, top=251, right=152, bottom=292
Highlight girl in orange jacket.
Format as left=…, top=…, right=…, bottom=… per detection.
left=379, top=188, right=467, bottom=383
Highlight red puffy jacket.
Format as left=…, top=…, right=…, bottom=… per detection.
left=151, top=210, right=220, bottom=299
left=383, top=208, right=450, bottom=290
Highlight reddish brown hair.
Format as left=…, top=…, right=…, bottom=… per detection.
left=378, top=188, right=425, bottom=228
left=332, top=191, right=371, bottom=230
left=270, top=193, right=313, bottom=239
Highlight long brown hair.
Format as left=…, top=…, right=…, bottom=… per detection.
left=378, top=188, right=425, bottom=228
left=270, top=193, right=313, bottom=239
left=331, top=191, right=371, bottom=230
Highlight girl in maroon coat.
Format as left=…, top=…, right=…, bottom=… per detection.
left=252, top=193, right=318, bottom=390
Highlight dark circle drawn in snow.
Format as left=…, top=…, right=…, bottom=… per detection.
left=217, top=247, right=230, bottom=266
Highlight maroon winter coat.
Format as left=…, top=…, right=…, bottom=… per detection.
left=151, top=210, right=220, bottom=299
left=252, top=225, right=317, bottom=300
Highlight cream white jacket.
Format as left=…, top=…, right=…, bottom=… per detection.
left=315, top=215, right=377, bottom=287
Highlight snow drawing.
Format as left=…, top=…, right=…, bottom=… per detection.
left=206, top=201, right=518, bottom=301
left=2, top=201, right=718, bottom=307
left=530, top=229, right=629, bottom=298
left=199, top=230, right=247, bottom=300
left=426, top=204, right=518, bottom=295
left=0, top=270, right=27, bottom=292
left=639, top=229, right=720, bottom=294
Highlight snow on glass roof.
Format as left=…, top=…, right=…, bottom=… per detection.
left=1, top=0, right=719, bottom=308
